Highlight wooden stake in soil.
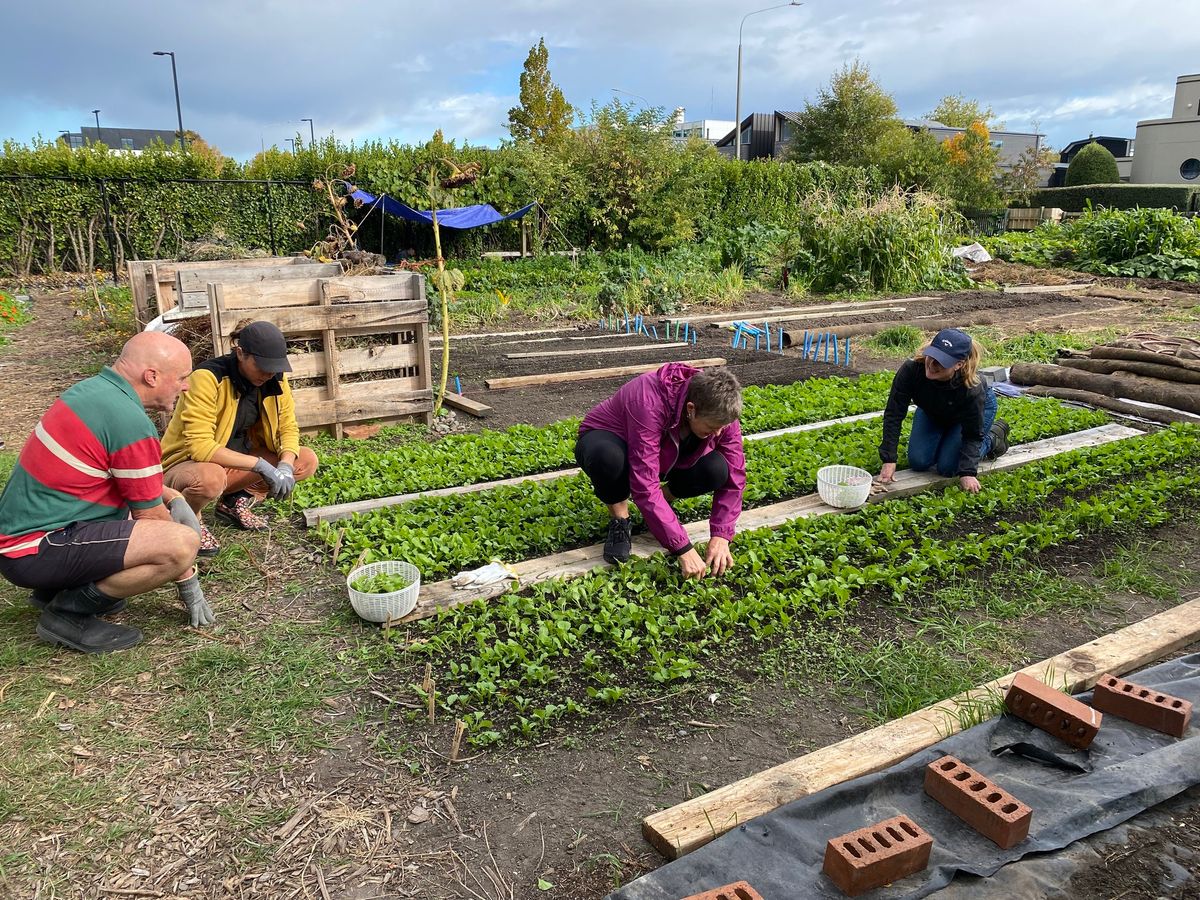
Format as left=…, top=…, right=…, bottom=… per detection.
left=450, top=719, right=465, bottom=762
left=423, top=663, right=435, bottom=724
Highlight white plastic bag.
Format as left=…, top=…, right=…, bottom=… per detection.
left=451, top=561, right=518, bottom=589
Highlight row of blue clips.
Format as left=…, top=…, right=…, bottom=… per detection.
left=599, top=313, right=700, bottom=345
left=798, top=330, right=852, bottom=367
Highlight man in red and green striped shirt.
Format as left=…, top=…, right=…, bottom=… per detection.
left=0, top=332, right=211, bottom=653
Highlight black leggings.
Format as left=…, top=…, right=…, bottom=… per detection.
left=574, top=429, right=729, bottom=505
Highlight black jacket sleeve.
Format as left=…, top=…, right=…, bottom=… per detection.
left=879, top=361, right=917, bottom=464
left=956, top=386, right=987, bottom=476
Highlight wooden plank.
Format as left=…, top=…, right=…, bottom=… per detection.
left=1001, top=282, right=1093, bottom=294
left=287, top=342, right=420, bottom=380
left=209, top=300, right=428, bottom=341
left=301, top=409, right=897, bottom=527
left=400, top=424, right=1140, bottom=622
left=150, top=262, right=176, bottom=316
left=292, top=387, right=433, bottom=429
left=505, top=341, right=689, bottom=360
left=681, top=297, right=936, bottom=326
left=492, top=332, right=643, bottom=347
left=318, top=282, right=344, bottom=439
left=643, top=592, right=1200, bottom=859
left=430, top=325, right=584, bottom=343
left=487, top=358, right=727, bottom=390
left=215, top=273, right=422, bottom=310
left=179, top=261, right=342, bottom=295
left=710, top=306, right=906, bottom=328
left=442, top=393, right=493, bottom=418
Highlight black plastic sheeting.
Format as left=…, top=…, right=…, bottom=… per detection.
left=612, top=654, right=1200, bottom=900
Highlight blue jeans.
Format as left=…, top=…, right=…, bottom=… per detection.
left=908, top=387, right=997, bottom=476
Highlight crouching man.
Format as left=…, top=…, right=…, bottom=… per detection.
left=0, top=332, right=213, bottom=653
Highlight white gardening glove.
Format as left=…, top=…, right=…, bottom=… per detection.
left=451, top=562, right=517, bottom=589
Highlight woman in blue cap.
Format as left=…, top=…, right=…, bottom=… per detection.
left=876, top=328, right=1008, bottom=494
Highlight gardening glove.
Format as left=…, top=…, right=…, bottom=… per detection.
left=168, top=495, right=202, bottom=538
left=275, top=462, right=296, bottom=499
left=451, top=561, right=518, bottom=589
left=177, top=568, right=216, bottom=628
left=252, top=457, right=289, bottom=499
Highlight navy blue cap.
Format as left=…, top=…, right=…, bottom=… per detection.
left=925, top=328, right=972, bottom=369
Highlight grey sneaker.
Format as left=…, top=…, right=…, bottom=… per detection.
left=603, top=517, right=633, bottom=564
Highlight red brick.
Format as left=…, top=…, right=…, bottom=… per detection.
left=822, top=814, right=933, bottom=897
left=679, top=881, right=764, bottom=900
left=923, top=755, right=1032, bottom=849
left=1005, top=672, right=1102, bottom=749
left=1091, top=672, right=1193, bottom=738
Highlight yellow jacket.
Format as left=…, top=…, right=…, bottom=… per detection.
left=161, top=353, right=301, bottom=470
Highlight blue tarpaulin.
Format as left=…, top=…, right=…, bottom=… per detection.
left=349, top=189, right=536, bottom=230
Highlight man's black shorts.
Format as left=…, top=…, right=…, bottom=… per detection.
left=0, top=520, right=134, bottom=591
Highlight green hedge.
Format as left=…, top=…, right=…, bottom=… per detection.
left=1019, top=184, right=1200, bottom=213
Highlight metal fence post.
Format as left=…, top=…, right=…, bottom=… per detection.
left=264, top=180, right=279, bottom=256
left=98, top=177, right=121, bottom=282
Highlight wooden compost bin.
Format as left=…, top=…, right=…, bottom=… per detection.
left=208, top=273, right=433, bottom=437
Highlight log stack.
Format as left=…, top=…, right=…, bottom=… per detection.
left=1010, top=334, right=1200, bottom=425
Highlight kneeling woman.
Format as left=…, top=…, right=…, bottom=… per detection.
left=877, top=328, right=1009, bottom=495
left=576, top=364, right=746, bottom=579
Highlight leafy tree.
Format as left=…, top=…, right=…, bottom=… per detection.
left=785, top=61, right=907, bottom=168
left=941, top=122, right=1002, bottom=209
left=1002, top=143, right=1059, bottom=205
left=508, top=38, right=574, bottom=145
left=1065, top=141, right=1120, bottom=186
left=925, top=94, right=1002, bottom=130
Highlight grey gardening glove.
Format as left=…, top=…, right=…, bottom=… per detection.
left=168, top=495, right=202, bottom=537
left=252, top=457, right=289, bottom=499
left=177, top=569, right=216, bottom=628
left=275, top=462, right=296, bottom=499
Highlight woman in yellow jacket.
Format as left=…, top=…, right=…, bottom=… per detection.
left=161, top=321, right=318, bottom=555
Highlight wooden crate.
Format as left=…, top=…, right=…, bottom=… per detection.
left=149, top=257, right=330, bottom=318
left=1005, top=207, right=1064, bottom=232
left=208, top=273, right=432, bottom=436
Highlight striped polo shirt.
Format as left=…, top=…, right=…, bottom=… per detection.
left=0, top=367, right=164, bottom=557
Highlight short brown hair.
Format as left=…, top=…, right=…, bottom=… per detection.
left=686, top=368, right=743, bottom=424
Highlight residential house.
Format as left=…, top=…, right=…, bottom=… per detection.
left=61, top=126, right=179, bottom=152
left=1047, top=136, right=1135, bottom=186
left=671, top=107, right=735, bottom=146
left=901, top=120, right=1045, bottom=174
left=1131, top=73, right=1200, bottom=184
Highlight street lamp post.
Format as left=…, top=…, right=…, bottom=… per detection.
left=152, top=51, right=186, bottom=151
left=301, top=118, right=315, bottom=145
left=91, top=109, right=101, bottom=142
left=611, top=87, right=651, bottom=107
left=735, top=2, right=801, bottom=161
left=285, top=138, right=296, bottom=153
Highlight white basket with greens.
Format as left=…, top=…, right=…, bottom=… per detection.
left=347, top=560, right=421, bottom=623
left=816, top=465, right=874, bottom=509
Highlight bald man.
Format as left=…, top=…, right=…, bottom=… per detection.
left=0, top=331, right=214, bottom=653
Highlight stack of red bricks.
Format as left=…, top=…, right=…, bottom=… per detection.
left=683, top=671, right=1192, bottom=899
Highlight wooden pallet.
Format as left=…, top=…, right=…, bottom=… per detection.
left=209, top=273, right=432, bottom=436
left=149, top=256, right=333, bottom=319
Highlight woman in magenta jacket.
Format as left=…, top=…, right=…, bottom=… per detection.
left=575, top=364, right=747, bottom=579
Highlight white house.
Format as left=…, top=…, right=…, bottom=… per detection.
left=1130, top=73, right=1200, bottom=184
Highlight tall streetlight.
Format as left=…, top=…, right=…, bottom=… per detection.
left=301, top=117, right=315, bottom=145
left=734, top=2, right=802, bottom=161
left=152, top=51, right=186, bottom=151
left=285, top=138, right=296, bottom=153
left=91, top=109, right=101, bottom=141
left=611, top=87, right=651, bottom=107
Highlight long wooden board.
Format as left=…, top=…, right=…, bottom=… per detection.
left=680, top=297, right=936, bottom=326
left=152, top=256, right=321, bottom=314
left=400, top=424, right=1140, bottom=622
left=286, top=342, right=422, bottom=380
left=485, top=358, right=727, bottom=390
left=178, top=261, right=342, bottom=305
left=1001, top=282, right=1093, bottom=294
left=710, top=306, right=906, bottom=328
left=442, top=393, right=493, bottom=418
left=213, top=299, right=428, bottom=343
left=301, top=409, right=894, bottom=528
left=430, top=325, right=583, bottom=343
left=213, top=273, right=424, bottom=310
left=643, top=593, right=1200, bottom=859
left=505, top=341, right=689, bottom=360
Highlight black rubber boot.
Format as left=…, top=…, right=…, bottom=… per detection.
left=44, top=583, right=128, bottom=616
left=36, top=609, right=142, bottom=653
left=985, top=419, right=1011, bottom=460
left=603, top=517, right=633, bottom=564
left=29, top=588, right=126, bottom=615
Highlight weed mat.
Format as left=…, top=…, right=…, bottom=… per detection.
left=612, top=653, right=1200, bottom=899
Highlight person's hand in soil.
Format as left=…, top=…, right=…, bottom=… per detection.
left=960, top=475, right=981, bottom=494
left=877, top=462, right=897, bottom=484
left=704, top=537, right=733, bottom=576
left=679, top=547, right=708, bottom=580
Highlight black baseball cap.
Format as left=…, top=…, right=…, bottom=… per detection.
left=237, top=321, right=292, bottom=373
left=925, top=328, right=973, bottom=369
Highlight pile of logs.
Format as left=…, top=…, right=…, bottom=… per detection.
left=1010, top=334, right=1200, bottom=425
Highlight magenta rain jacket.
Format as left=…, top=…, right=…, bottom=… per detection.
left=578, top=362, right=747, bottom=553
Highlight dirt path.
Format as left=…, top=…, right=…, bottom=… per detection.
left=0, top=292, right=95, bottom=450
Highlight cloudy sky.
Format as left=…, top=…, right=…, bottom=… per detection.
left=6, top=0, right=1195, bottom=160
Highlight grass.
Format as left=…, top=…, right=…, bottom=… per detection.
left=1098, top=540, right=1180, bottom=602
left=967, top=326, right=1124, bottom=366
left=863, top=325, right=925, bottom=355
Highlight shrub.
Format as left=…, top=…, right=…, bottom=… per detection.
left=1065, top=142, right=1120, bottom=186
left=1019, top=184, right=1200, bottom=213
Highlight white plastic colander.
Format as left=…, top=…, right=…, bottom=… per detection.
left=816, top=465, right=874, bottom=509
left=346, top=560, right=421, bottom=623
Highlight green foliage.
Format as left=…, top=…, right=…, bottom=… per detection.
left=402, top=424, right=1200, bottom=744
left=986, top=205, right=1200, bottom=281
left=1019, top=184, right=1200, bottom=213
left=788, top=186, right=974, bottom=293
left=1065, top=142, right=1120, bottom=186
left=0, top=291, right=31, bottom=347
left=864, top=325, right=925, bottom=354
left=785, top=61, right=908, bottom=169
left=965, top=327, right=1122, bottom=365
left=925, top=95, right=1001, bottom=130
left=507, top=38, right=575, bottom=145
